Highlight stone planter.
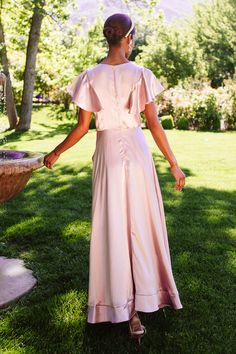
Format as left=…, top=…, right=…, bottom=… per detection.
left=0, top=150, right=44, bottom=203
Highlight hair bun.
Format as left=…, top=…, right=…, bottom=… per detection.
left=103, top=26, right=115, bottom=38
left=103, top=14, right=132, bottom=45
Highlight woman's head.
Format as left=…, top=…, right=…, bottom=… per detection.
left=103, top=13, right=135, bottom=54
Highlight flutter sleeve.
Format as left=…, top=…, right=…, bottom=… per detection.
left=127, top=67, right=166, bottom=116
left=66, top=70, right=103, bottom=112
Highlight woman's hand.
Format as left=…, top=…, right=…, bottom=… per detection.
left=170, top=164, right=186, bottom=191
left=43, top=151, right=60, bottom=169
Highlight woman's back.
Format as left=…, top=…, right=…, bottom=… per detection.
left=66, top=61, right=165, bottom=130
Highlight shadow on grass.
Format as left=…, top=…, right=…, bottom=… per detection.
left=0, top=155, right=235, bottom=353
left=2, top=105, right=67, bottom=141
left=3, top=123, right=75, bottom=144
left=2, top=105, right=95, bottom=144
left=3, top=120, right=98, bottom=144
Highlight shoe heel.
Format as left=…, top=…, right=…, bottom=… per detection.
left=129, top=323, right=147, bottom=345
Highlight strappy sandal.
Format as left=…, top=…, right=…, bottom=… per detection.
left=129, top=311, right=147, bottom=345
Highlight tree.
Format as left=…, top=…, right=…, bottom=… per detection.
left=15, top=0, right=76, bottom=130
left=135, top=9, right=206, bottom=86
left=191, top=0, right=236, bottom=87
left=16, top=0, right=46, bottom=130
left=34, top=4, right=107, bottom=110
left=0, top=0, right=18, bottom=129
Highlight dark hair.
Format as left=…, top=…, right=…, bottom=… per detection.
left=103, top=13, right=135, bottom=46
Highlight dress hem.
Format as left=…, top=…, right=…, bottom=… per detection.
left=87, top=290, right=183, bottom=324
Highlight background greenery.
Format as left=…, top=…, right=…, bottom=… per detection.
left=1, top=0, right=236, bottom=131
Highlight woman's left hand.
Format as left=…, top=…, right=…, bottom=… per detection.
left=43, top=151, right=60, bottom=169
left=170, top=164, right=186, bottom=191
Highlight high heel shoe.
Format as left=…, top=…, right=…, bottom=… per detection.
left=129, top=311, right=147, bottom=345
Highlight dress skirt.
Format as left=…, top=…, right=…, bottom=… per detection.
left=87, top=126, right=183, bottom=324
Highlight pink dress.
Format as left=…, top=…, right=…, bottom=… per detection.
left=66, top=61, right=183, bottom=324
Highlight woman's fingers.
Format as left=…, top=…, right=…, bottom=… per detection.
left=174, top=174, right=186, bottom=191
left=179, top=177, right=185, bottom=188
left=43, top=153, right=58, bottom=169
left=180, top=177, right=186, bottom=190
left=44, top=158, right=52, bottom=169
left=175, top=181, right=182, bottom=191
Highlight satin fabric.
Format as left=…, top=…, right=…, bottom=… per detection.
left=66, top=62, right=166, bottom=131
left=66, top=62, right=183, bottom=324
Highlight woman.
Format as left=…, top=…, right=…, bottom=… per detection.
left=44, top=13, right=185, bottom=345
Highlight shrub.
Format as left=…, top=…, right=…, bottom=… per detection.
left=159, top=100, right=175, bottom=117
left=158, top=79, right=236, bottom=131
left=176, top=117, right=189, bottom=130
left=161, top=115, right=174, bottom=129
left=192, top=93, right=221, bottom=131
left=226, top=92, right=236, bottom=129
left=89, top=116, right=96, bottom=129
left=53, top=104, right=76, bottom=121
left=174, top=106, right=192, bottom=129
left=218, top=78, right=236, bottom=130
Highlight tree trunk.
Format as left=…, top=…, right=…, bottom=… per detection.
left=16, top=1, right=45, bottom=131
left=0, top=11, right=18, bottom=129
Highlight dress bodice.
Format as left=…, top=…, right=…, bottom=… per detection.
left=66, top=61, right=165, bottom=131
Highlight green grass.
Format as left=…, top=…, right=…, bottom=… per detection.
left=0, top=106, right=235, bottom=353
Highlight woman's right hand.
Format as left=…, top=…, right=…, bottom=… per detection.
left=170, top=164, right=186, bottom=191
left=43, top=151, right=60, bottom=169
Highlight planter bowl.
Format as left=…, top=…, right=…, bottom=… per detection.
left=0, top=150, right=44, bottom=203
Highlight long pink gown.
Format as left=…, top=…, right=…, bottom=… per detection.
left=66, top=61, right=183, bottom=324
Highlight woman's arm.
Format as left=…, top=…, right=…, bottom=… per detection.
left=144, top=102, right=178, bottom=167
left=53, top=109, right=92, bottom=155
left=143, top=101, right=186, bottom=191
left=43, top=108, right=92, bottom=169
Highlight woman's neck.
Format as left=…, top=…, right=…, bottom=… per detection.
left=101, top=48, right=129, bottom=65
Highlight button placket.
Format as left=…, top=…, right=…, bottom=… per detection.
left=112, top=67, right=120, bottom=123
left=111, top=67, right=130, bottom=165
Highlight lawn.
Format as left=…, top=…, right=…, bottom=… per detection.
left=0, top=105, right=235, bottom=353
